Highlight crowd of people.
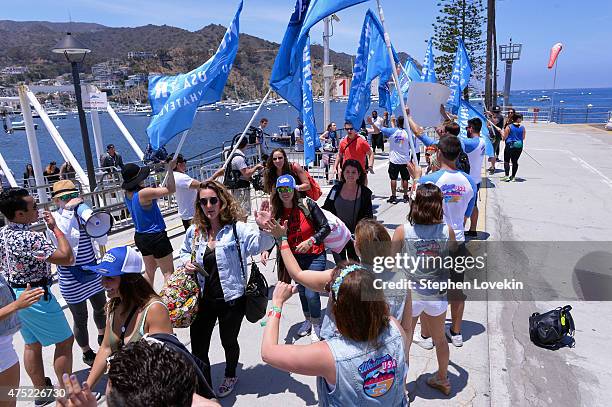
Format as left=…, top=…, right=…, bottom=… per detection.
left=0, top=104, right=527, bottom=407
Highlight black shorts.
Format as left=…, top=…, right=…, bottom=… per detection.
left=134, top=231, right=173, bottom=259
left=388, top=162, right=410, bottom=181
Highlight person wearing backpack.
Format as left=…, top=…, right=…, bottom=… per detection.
left=269, top=175, right=330, bottom=342
left=179, top=180, right=274, bottom=398
left=262, top=148, right=320, bottom=200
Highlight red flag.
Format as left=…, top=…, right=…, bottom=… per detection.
left=548, top=43, right=563, bottom=69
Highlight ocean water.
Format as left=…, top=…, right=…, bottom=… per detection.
left=2, top=87, right=611, bottom=176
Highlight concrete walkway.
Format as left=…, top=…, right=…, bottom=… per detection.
left=12, top=122, right=612, bottom=406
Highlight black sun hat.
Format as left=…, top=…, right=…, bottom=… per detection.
left=121, top=163, right=151, bottom=190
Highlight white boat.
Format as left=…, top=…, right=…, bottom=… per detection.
left=234, top=103, right=259, bottom=111
left=197, top=103, right=219, bottom=112
left=11, top=121, right=39, bottom=131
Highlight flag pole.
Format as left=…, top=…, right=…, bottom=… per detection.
left=375, top=0, right=418, bottom=164
left=219, top=89, right=272, bottom=173
left=160, top=110, right=197, bottom=187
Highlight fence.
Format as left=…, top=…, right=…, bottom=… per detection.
left=502, top=105, right=612, bottom=125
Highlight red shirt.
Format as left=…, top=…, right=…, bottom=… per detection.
left=339, top=135, right=370, bottom=171
left=281, top=207, right=324, bottom=255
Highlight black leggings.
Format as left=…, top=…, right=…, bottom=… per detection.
left=190, top=296, right=246, bottom=383
left=66, top=290, right=107, bottom=348
left=504, top=145, right=523, bottom=177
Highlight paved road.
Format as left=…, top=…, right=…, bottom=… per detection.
left=12, top=123, right=612, bottom=406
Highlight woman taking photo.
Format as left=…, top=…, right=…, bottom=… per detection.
left=121, top=160, right=176, bottom=285
left=261, top=270, right=408, bottom=406
left=269, top=174, right=330, bottom=342
left=392, top=183, right=456, bottom=396
left=86, top=246, right=174, bottom=388
left=262, top=148, right=312, bottom=196
left=322, top=159, right=373, bottom=261
left=180, top=180, right=274, bottom=398
left=501, top=113, right=526, bottom=182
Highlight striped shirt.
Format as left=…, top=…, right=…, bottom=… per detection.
left=57, top=227, right=103, bottom=304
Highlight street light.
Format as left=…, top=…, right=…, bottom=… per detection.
left=499, top=38, right=522, bottom=108
left=52, top=32, right=97, bottom=190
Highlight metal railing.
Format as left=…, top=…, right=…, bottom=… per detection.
left=501, top=105, right=612, bottom=125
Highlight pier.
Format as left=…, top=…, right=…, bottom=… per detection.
left=10, top=121, right=612, bottom=406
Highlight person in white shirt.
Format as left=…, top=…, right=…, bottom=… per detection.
left=293, top=119, right=304, bottom=152
left=167, top=154, right=202, bottom=231
left=369, top=110, right=385, bottom=153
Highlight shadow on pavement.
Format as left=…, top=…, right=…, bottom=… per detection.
left=407, top=360, right=469, bottom=402
left=212, top=362, right=318, bottom=406
left=446, top=319, right=486, bottom=343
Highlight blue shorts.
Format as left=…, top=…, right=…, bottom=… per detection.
left=14, top=288, right=73, bottom=346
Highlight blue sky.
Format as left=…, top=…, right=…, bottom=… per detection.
left=3, top=0, right=611, bottom=89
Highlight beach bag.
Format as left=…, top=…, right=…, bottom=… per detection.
left=320, top=209, right=351, bottom=253
left=291, top=163, right=322, bottom=200
left=160, top=229, right=201, bottom=328
left=233, top=223, right=269, bottom=323
left=298, top=198, right=350, bottom=253
left=529, top=305, right=575, bottom=349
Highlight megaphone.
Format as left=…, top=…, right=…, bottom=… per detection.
left=76, top=204, right=113, bottom=238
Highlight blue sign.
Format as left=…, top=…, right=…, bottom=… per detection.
left=301, top=37, right=320, bottom=166
left=447, top=37, right=472, bottom=114
left=421, top=38, right=437, bottom=83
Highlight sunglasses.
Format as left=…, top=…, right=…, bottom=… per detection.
left=277, top=186, right=294, bottom=193
left=59, top=192, right=79, bottom=201
left=344, top=127, right=354, bottom=132
left=272, top=156, right=284, bottom=161
left=199, top=197, right=219, bottom=206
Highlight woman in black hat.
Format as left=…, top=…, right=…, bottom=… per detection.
left=121, top=159, right=176, bottom=286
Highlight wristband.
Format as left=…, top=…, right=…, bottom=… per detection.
left=260, top=307, right=282, bottom=326
left=280, top=236, right=288, bottom=241
left=280, top=241, right=290, bottom=251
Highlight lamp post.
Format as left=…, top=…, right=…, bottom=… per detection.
left=52, top=32, right=97, bottom=190
left=499, top=38, right=522, bottom=109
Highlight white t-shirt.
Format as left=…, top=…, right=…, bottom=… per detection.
left=174, top=171, right=198, bottom=220
left=372, top=116, right=384, bottom=133
left=382, top=127, right=411, bottom=164
left=294, top=128, right=304, bottom=152
left=465, top=136, right=486, bottom=185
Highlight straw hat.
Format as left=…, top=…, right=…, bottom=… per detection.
left=51, top=180, right=78, bottom=199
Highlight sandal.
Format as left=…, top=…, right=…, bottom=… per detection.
left=426, top=375, right=451, bottom=396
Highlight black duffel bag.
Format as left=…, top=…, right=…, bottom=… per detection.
left=529, top=305, right=575, bottom=349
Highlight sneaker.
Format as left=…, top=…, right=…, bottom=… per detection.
left=387, top=196, right=397, bottom=204
left=500, top=176, right=510, bottom=182
left=509, top=176, right=516, bottom=182
left=488, top=167, right=495, bottom=175
left=465, top=230, right=478, bottom=238
left=83, top=349, right=96, bottom=367
left=311, top=319, right=321, bottom=343
left=297, top=319, right=312, bottom=337
left=445, top=326, right=463, bottom=347
left=217, top=376, right=238, bottom=398
left=413, top=332, right=434, bottom=350
left=402, top=194, right=410, bottom=203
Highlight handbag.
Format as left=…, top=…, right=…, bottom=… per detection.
left=232, top=223, right=269, bottom=323
left=160, top=229, right=201, bottom=328
left=529, top=305, right=575, bottom=349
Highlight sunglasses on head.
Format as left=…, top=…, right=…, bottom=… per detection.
left=199, top=197, right=219, bottom=206
left=59, top=192, right=79, bottom=201
left=277, top=186, right=294, bottom=193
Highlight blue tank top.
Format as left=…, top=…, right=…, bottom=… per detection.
left=506, top=124, right=525, bottom=144
left=316, top=321, right=407, bottom=406
left=125, top=191, right=166, bottom=234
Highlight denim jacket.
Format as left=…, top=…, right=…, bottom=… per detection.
left=0, top=273, right=20, bottom=337
left=180, top=222, right=275, bottom=302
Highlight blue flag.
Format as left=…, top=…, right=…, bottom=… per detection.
left=345, top=10, right=399, bottom=130
left=458, top=98, right=494, bottom=157
left=447, top=37, right=472, bottom=114
left=270, top=0, right=368, bottom=110
left=421, top=38, right=437, bottom=83
left=147, top=2, right=243, bottom=149
left=391, top=59, right=423, bottom=112
left=301, top=37, right=320, bottom=166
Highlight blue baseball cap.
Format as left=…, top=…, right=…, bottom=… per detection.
left=83, top=246, right=143, bottom=277
left=276, top=174, right=296, bottom=189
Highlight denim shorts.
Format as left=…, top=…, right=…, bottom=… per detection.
left=15, top=288, right=73, bottom=346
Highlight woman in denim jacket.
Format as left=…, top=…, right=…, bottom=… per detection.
left=0, top=274, right=44, bottom=407
left=179, top=180, right=274, bottom=398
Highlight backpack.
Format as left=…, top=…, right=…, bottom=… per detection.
left=529, top=305, right=575, bottom=349
left=291, top=163, right=321, bottom=200
left=455, top=150, right=471, bottom=174
left=223, top=152, right=250, bottom=189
